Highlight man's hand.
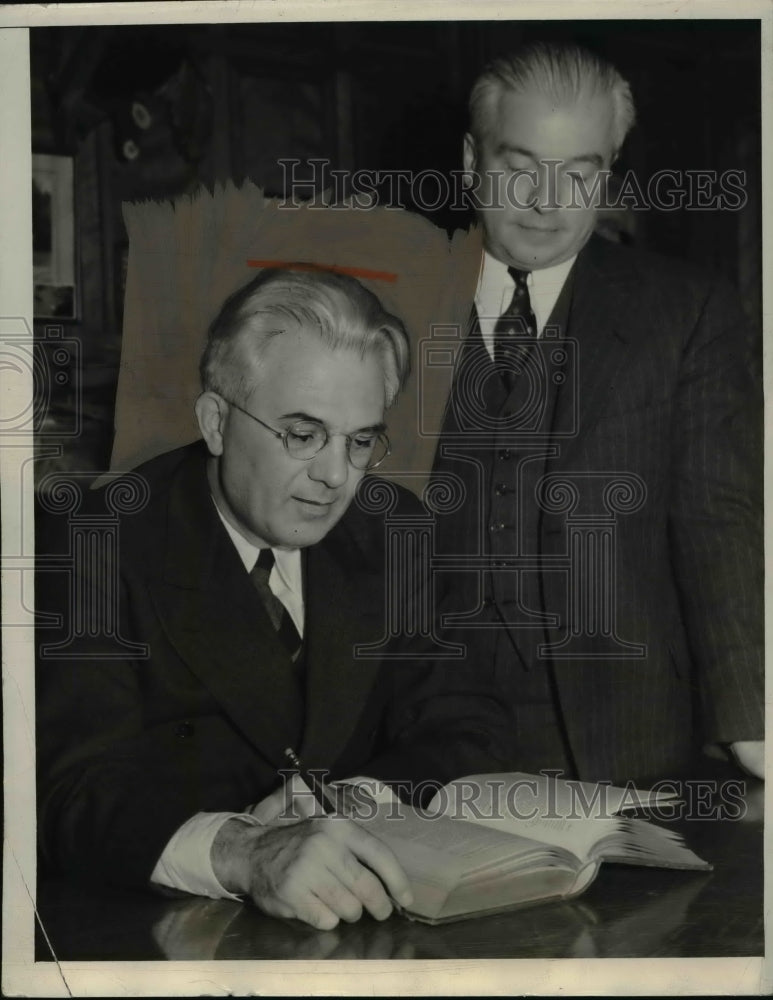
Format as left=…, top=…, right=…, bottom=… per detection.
left=729, top=740, right=765, bottom=780
left=211, top=815, right=413, bottom=930
left=247, top=772, right=324, bottom=825
left=247, top=774, right=380, bottom=824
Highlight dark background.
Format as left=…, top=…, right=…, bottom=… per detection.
left=30, top=19, right=762, bottom=475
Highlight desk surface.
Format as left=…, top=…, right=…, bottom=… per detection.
left=36, top=774, right=763, bottom=962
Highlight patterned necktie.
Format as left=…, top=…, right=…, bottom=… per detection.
left=250, top=549, right=302, bottom=660
left=493, top=267, right=537, bottom=390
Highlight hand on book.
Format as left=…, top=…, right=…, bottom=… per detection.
left=210, top=814, right=413, bottom=930
left=246, top=772, right=325, bottom=825
left=246, top=773, right=380, bottom=824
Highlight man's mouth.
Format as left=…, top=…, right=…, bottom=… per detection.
left=294, top=496, right=335, bottom=508
left=519, top=222, right=561, bottom=233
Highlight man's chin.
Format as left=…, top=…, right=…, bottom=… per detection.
left=486, top=223, right=591, bottom=270
left=278, top=508, right=344, bottom=547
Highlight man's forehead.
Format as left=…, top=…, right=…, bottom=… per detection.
left=490, top=87, right=616, bottom=159
left=235, top=329, right=386, bottom=413
left=234, top=323, right=374, bottom=368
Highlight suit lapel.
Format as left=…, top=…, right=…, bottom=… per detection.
left=550, top=236, right=636, bottom=461
left=299, top=517, right=384, bottom=768
left=149, top=445, right=303, bottom=769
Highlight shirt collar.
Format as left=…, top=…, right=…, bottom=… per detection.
left=476, top=250, right=577, bottom=338
left=479, top=249, right=576, bottom=296
left=530, top=254, right=577, bottom=302
left=210, top=498, right=300, bottom=581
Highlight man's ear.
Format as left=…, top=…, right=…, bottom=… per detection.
left=195, top=391, right=226, bottom=457
left=462, top=132, right=478, bottom=180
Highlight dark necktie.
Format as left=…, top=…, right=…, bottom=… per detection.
left=250, top=549, right=302, bottom=660
left=493, top=267, right=537, bottom=390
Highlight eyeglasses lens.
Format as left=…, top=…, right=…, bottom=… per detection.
left=283, top=422, right=389, bottom=470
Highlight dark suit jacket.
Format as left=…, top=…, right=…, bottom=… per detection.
left=36, top=442, right=514, bottom=888
left=431, top=233, right=763, bottom=783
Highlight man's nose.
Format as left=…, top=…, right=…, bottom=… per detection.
left=307, top=436, right=350, bottom=488
left=531, top=162, right=564, bottom=214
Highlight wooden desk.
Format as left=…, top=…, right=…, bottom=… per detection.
left=35, top=772, right=762, bottom=961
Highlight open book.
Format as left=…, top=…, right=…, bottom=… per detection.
left=354, top=772, right=710, bottom=924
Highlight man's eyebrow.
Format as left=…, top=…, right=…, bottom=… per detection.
left=354, top=422, right=388, bottom=435
left=279, top=412, right=387, bottom=433
left=566, top=153, right=605, bottom=169
left=497, top=143, right=537, bottom=160
left=497, top=144, right=605, bottom=168
left=279, top=412, right=322, bottom=423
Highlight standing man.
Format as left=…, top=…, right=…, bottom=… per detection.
left=431, top=42, right=763, bottom=784
left=37, top=267, right=514, bottom=931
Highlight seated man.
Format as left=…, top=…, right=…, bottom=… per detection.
left=36, top=267, right=514, bottom=930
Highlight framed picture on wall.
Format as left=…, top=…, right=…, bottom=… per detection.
left=32, top=153, right=76, bottom=319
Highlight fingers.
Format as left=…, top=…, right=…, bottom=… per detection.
left=259, top=886, right=341, bottom=931
left=313, top=876, right=366, bottom=924
left=261, top=862, right=365, bottom=930
left=329, top=781, right=378, bottom=820
left=277, top=824, right=393, bottom=925
left=335, top=848, right=393, bottom=921
left=341, top=823, right=413, bottom=912
left=248, top=773, right=326, bottom=825
left=244, top=817, right=412, bottom=930
left=247, top=785, right=287, bottom=824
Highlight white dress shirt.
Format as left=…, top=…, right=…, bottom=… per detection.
left=475, top=250, right=576, bottom=359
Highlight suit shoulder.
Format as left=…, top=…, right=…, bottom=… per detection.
left=585, top=235, right=713, bottom=294
left=72, top=442, right=205, bottom=560
left=584, top=235, right=753, bottom=332
left=78, top=443, right=192, bottom=515
left=125, top=441, right=202, bottom=491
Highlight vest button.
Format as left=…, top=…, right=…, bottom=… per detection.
left=175, top=721, right=194, bottom=739
left=489, top=522, right=506, bottom=532
left=498, top=449, right=513, bottom=460
left=494, top=482, right=510, bottom=496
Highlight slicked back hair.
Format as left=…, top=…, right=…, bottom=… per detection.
left=200, top=267, right=411, bottom=408
left=469, top=42, right=635, bottom=155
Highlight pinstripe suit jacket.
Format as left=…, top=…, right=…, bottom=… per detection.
left=431, top=234, right=763, bottom=784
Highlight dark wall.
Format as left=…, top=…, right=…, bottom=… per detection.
left=30, top=19, right=761, bottom=474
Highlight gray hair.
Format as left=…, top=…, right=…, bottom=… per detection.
left=469, top=42, right=635, bottom=154
left=200, top=266, right=411, bottom=407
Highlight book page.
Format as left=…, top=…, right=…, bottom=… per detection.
left=357, top=800, right=568, bottom=867
left=605, top=818, right=711, bottom=870
left=353, top=801, right=581, bottom=919
left=427, top=774, right=709, bottom=868
left=427, top=773, right=623, bottom=861
left=431, top=771, right=678, bottom=820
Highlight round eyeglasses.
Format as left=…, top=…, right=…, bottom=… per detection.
left=222, top=397, right=391, bottom=471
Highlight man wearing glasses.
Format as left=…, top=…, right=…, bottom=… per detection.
left=37, top=267, right=514, bottom=931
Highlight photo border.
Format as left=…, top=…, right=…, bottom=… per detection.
left=1, top=2, right=769, bottom=996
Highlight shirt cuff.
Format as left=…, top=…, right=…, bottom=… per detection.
left=151, top=811, right=261, bottom=900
